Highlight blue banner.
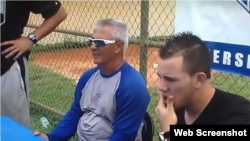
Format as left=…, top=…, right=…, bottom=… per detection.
left=205, top=41, right=250, bottom=77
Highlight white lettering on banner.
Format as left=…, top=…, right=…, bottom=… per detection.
left=213, top=50, right=220, bottom=64
left=235, top=53, right=244, bottom=67
left=247, top=54, right=250, bottom=68
left=211, top=50, right=250, bottom=69
left=223, top=51, right=231, bottom=65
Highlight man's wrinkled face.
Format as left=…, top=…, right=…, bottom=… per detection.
left=90, top=25, right=116, bottom=65
left=157, top=56, right=195, bottom=110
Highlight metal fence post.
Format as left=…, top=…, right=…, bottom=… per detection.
left=140, top=0, right=149, bottom=80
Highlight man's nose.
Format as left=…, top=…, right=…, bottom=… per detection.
left=90, top=43, right=97, bottom=50
left=158, top=86, right=168, bottom=93
left=158, top=79, right=168, bottom=92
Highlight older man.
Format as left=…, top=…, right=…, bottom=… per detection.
left=35, top=18, right=151, bottom=141
left=1, top=1, right=67, bottom=128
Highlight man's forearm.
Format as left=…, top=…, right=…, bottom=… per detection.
left=33, top=5, right=67, bottom=41
left=47, top=108, right=83, bottom=141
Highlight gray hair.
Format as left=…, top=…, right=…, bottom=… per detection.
left=95, top=18, right=129, bottom=53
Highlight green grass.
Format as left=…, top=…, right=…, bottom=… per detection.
left=30, top=105, right=77, bottom=141
left=30, top=105, right=60, bottom=133
left=29, top=64, right=76, bottom=113
left=29, top=64, right=249, bottom=141
left=211, top=72, right=250, bottom=100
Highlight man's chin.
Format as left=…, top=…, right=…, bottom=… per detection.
left=93, top=59, right=101, bottom=64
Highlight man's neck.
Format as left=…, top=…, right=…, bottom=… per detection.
left=185, top=83, right=215, bottom=121
left=100, top=57, right=124, bottom=76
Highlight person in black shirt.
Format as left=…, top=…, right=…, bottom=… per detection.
left=0, top=1, right=67, bottom=128
left=155, top=32, right=250, bottom=141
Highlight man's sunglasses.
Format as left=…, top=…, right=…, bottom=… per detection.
left=89, top=38, right=115, bottom=48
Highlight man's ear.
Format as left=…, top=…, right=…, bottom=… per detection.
left=193, top=72, right=207, bottom=88
left=115, top=40, right=124, bottom=53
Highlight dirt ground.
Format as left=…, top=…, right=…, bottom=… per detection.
left=31, top=44, right=159, bottom=87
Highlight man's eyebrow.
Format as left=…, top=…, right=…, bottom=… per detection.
left=163, top=75, right=179, bottom=81
left=157, top=72, right=179, bottom=80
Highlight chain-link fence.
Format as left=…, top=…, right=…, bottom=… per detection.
left=25, top=1, right=250, bottom=140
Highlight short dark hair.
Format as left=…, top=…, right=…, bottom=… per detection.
left=159, top=31, right=212, bottom=79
